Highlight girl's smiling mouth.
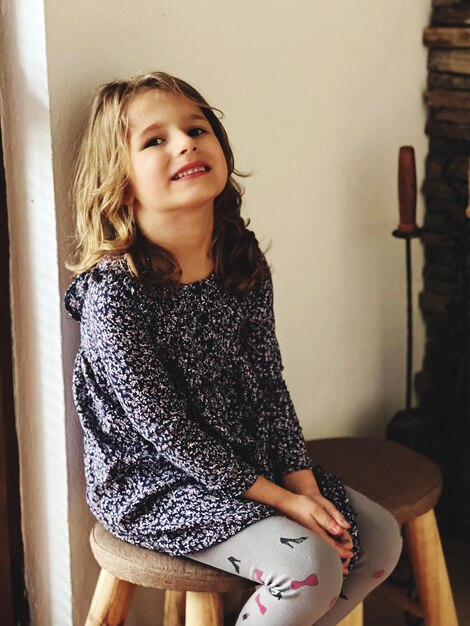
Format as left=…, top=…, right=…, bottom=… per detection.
left=171, top=161, right=211, bottom=181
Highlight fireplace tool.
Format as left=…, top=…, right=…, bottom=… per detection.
left=384, top=146, right=431, bottom=626
left=386, top=146, right=430, bottom=450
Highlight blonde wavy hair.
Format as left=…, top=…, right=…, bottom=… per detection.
left=66, top=71, right=270, bottom=296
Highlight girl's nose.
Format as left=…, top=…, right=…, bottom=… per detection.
left=178, top=133, right=197, bottom=155
left=181, top=144, right=197, bottom=154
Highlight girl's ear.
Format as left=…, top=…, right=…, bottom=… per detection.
left=122, top=184, right=135, bottom=206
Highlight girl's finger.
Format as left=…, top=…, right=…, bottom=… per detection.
left=331, top=537, right=353, bottom=558
left=310, top=520, right=354, bottom=560
left=305, top=495, right=350, bottom=537
left=334, top=541, right=353, bottom=558
left=321, top=498, right=351, bottom=529
left=335, top=530, right=353, bottom=550
left=341, top=557, right=351, bottom=575
left=314, top=507, right=346, bottom=537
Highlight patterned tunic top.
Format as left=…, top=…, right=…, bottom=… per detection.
left=64, top=255, right=360, bottom=571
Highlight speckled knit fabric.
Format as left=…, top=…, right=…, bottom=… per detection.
left=64, top=255, right=360, bottom=571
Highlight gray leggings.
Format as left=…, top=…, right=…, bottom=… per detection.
left=185, top=487, right=403, bottom=626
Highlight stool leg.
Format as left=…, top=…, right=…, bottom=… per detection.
left=404, top=508, right=458, bottom=626
left=337, top=601, right=363, bottom=626
left=185, top=591, right=223, bottom=626
left=85, top=568, right=135, bottom=626
left=163, top=590, right=185, bottom=626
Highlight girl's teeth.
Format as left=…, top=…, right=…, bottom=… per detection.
left=175, top=166, right=206, bottom=179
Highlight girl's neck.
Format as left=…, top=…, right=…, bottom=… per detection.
left=137, top=207, right=215, bottom=283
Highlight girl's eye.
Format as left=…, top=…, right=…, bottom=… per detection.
left=188, top=127, right=207, bottom=137
left=144, top=137, right=164, bottom=149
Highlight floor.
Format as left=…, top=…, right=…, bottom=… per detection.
left=364, top=535, right=470, bottom=625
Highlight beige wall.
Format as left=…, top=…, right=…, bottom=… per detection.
left=1, top=1, right=430, bottom=623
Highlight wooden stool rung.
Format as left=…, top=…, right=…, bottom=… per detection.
left=374, top=581, right=424, bottom=618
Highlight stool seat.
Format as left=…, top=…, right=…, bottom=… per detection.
left=89, top=522, right=253, bottom=593
left=305, top=437, right=442, bottom=523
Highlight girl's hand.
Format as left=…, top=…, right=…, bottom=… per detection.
left=243, top=475, right=353, bottom=574
left=303, top=490, right=354, bottom=575
left=332, top=527, right=353, bottom=575
left=275, top=492, right=353, bottom=575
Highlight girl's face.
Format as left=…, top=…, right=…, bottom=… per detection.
left=126, top=89, right=228, bottom=223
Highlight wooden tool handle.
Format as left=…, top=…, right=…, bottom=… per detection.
left=397, top=146, right=418, bottom=235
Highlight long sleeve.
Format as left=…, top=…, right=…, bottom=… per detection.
left=81, top=270, right=260, bottom=499
left=242, top=261, right=314, bottom=478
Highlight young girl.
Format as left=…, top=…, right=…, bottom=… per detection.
left=64, top=71, right=402, bottom=625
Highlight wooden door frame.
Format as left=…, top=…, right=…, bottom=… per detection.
left=0, top=128, right=30, bottom=624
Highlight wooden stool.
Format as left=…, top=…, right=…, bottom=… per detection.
left=85, top=521, right=254, bottom=625
left=305, top=437, right=459, bottom=626
left=85, top=437, right=458, bottom=626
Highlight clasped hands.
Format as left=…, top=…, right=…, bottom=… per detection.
left=279, top=470, right=354, bottom=576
